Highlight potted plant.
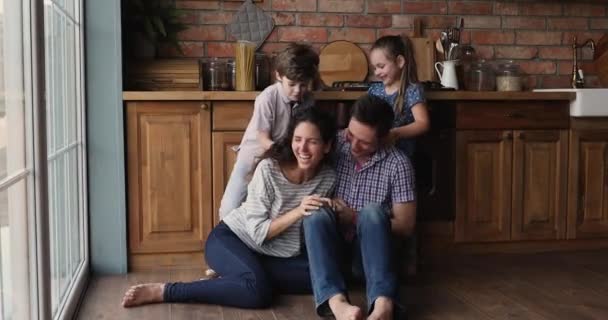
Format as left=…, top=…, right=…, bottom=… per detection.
left=123, top=0, right=187, bottom=58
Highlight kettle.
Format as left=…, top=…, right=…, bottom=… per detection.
left=435, top=60, right=459, bottom=90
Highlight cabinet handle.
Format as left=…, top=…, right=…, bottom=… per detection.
left=518, top=132, right=525, bottom=140
left=503, top=132, right=513, bottom=140
left=200, top=103, right=209, bottom=110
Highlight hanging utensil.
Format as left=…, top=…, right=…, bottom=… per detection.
left=435, top=38, right=444, bottom=55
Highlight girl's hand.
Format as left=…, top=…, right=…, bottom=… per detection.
left=298, top=195, right=332, bottom=217
left=387, top=129, right=399, bottom=146
left=333, top=198, right=356, bottom=225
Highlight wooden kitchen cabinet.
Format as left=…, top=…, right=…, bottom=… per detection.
left=511, top=130, right=568, bottom=241
left=455, top=129, right=568, bottom=242
left=455, top=130, right=513, bottom=242
left=212, top=131, right=244, bottom=225
left=568, top=119, right=608, bottom=239
left=451, top=101, right=570, bottom=243
left=210, top=101, right=252, bottom=225
left=126, top=101, right=213, bottom=269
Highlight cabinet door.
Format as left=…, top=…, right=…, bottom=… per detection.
left=127, top=101, right=212, bottom=254
left=568, top=130, right=608, bottom=239
left=212, top=131, right=244, bottom=225
left=455, top=130, right=512, bottom=242
left=512, top=130, right=568, bottom=240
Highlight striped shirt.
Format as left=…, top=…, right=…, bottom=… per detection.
left=334, top=131, right=416, bottom=213
left=223, top=158, right=336, bottom=257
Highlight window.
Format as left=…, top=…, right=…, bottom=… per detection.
left=0, top=0, right=88, bottom=318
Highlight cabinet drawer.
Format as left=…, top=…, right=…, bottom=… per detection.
left=212, top=101, right=254, bottom=131
left=455, top=101, right=570, bottom=129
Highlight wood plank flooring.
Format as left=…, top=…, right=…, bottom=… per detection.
left=77, top=249, right=608, bottom=320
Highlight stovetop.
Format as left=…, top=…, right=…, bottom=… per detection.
left=324, top=80, right=456, bottom=91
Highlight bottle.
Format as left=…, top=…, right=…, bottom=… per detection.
left=496, top=61, right=522, bottom=91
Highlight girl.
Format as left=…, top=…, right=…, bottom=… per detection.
left=122, top=107, right=336, bottom=309
left=368, top=35, right=430, bottom=157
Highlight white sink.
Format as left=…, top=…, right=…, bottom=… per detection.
left=533, top=88, right=608, bottom=117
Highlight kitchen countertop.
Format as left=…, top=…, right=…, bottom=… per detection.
left=123, top=90, right=576, bottom=101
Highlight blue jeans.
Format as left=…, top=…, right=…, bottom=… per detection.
left=303, top=204, right=399, bottom=316
left=218, top=158, right=251, bottom=219
left=163, top=222, right=311, bottom=308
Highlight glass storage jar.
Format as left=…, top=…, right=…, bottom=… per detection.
left=496, top=61, right=522, bottom=92
left=202, top=57, right=229, bottom=91
left=226, top=59, right=236, bottom=91
left=466, top=60, right=495, bottom=91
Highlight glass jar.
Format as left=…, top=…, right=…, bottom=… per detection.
left=455, top=45, right=477, bottom=90
left=496, top=61, right=522, bottom=92
left=226, top=59, right=236, bottom=91
left=202, top=58, right=228, bottom=91
left=466, top=60, right=495, bottom=91
left=255, top=53, right=271, bottom=90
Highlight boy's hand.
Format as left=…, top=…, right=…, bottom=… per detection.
left=257, top=131, right=274, bottom=151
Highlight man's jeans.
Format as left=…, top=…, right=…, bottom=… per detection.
left=303, top=204, right=398, bottom=315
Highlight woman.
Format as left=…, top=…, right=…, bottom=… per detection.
left=122, top=107, right=337, bottom=308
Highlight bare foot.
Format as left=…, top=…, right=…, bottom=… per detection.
left=205, top=268, right=219, bottom=278
left=368, top=296, right=393, bottom=320
left=329, top=294, right=364, bottom=320
left=121, top=283, right=165, bottom=308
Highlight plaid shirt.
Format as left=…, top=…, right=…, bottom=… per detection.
left=334, top=131, right=416, bottom=214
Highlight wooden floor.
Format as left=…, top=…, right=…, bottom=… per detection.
left=77, top=249, right=608, bottom=319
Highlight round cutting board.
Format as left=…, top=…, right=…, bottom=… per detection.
left=319, top=41, right=368, bottom=87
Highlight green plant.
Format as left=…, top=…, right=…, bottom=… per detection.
left=124, top=0, right=187, bottom=55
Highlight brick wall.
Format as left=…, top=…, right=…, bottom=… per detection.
left=164, top=0, right=608, bottom=88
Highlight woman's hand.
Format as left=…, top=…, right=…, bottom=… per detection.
left=298, top=195, right=333, bottom=217
left=333, top=198, right=356, bottom=225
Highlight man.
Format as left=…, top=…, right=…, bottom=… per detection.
left=304, top=94, right=416, bottom=320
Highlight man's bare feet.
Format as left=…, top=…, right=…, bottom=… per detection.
left=328, top=294, right=364, bottom=320
left=368, top=296, right=393, bottom=320
left=121, top=283, right=165, bottom=308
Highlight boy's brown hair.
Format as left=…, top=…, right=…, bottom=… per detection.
left=274, top=43, right=319, bottom=83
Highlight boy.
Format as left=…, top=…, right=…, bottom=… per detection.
left=218, top=43, right=320, bottom=219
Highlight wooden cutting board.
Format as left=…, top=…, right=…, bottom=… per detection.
left=411, top=18, right=436, bottom=82
left=411, top=37, right=435, bottom=82
left=319, top=41, right=368, bottom=87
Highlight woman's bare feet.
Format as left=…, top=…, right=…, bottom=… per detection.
left=121, top=283, right=165, bottom=307
left=328, top=294, right=364, bottom=320
left=368, top=296, right=393, bottom=320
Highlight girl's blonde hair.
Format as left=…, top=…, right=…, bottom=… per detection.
left=371, top=35, right=418, bottom=113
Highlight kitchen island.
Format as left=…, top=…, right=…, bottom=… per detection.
left=123, top=90, right=608, bottom=270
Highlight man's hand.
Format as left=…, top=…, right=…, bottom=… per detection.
left=333, top=198, right=356, bottom=225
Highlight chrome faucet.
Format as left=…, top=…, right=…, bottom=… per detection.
left=572, top=36, right=596, bottom=88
